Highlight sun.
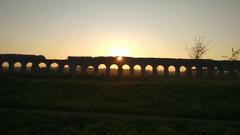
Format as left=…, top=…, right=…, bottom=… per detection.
left=111, top=48, right=128, bottom=57
left=117, top=56, right=122, bottom=61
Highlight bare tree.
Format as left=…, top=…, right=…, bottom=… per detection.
left=222, top=47, right=240, bottom=61
left=186, top=36, right=210, bottom=59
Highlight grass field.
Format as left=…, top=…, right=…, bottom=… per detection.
left=0, top=73, right=240, bottom=134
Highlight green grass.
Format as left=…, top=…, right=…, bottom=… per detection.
left=0, top=73, right=240, bottom=134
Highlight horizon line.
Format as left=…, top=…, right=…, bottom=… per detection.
left=1, top=53, right=238, bottom=62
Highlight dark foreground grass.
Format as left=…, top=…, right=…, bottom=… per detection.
left=1, top=109, right=240, bottom=135
left=0, top=73, right=240, bottom=134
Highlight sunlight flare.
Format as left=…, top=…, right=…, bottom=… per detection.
left=117, top=56, right=122, bottom=61
left=111, top=47, right=128, bottom=57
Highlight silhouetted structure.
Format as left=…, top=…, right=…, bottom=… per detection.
left=0, top=54, right=239, bottom=78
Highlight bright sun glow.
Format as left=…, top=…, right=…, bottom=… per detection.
left=117, top=56, right=122, bottom=61
left=102, top=40, right=143, bottom=57
left=111, top=48, right=128, bottom=57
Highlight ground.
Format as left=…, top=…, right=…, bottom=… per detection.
left=0, top=73, right=240, bottom=135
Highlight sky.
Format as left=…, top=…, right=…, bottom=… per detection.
left=0, top=0, right=240, bottom=59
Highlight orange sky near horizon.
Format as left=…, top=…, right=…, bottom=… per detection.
left=1, top=0, right=240, bottom=60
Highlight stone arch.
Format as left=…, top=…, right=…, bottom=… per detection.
left=63, top=65, right=70, bottom=73
left=238, top=68, right=240, bottom=78
left=202, top=66, right=208, bottom=70
left=168, top=65, right=176, bottom=76
left=202, top=66, right=208, bottom=77
left=157, top=65, right=164, bottom=76
left=87, top=65, right=95, bottom=74
left=213, top=66, right=219, bottom=76
left=122, top=64, right=130, bottom=76
left=50, top=63, right=59, bottom=72
left=1, top=61, right=9, bottom=72
left=233, top=68, right=238, bottom=77
left=26, top=62, right=33, bottom=72
left=14, top=62, right=22, bottom=72
left=38, top=62, right=47, bottom=72
left=75, top=65, right=81, bottom=74
left=98, top=64, right=107, bottom=75
left=191, top=66, right=197, bottom=77
left=223, top=69, right=230, bottom=76
left=145, top=65, right=153, bottom=75
left=133, top=65, right=142, bottom=76
left=179, top=66, right=187, bottom=77
left=223, top=68, right=230, bottom=76
left=110, top=64, right=118, bottom=76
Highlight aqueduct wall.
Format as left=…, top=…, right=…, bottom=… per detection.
left=0, top=54, right=240, bottom=77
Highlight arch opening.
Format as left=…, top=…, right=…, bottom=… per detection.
left=133, top=65, right=142, bottom=76
left=75, top=65, right=81, bottom=74
left=87, top=66, right=95, bottom=74
left=110, top=64, right=118, bottom=76
left=202, top=66, right=209, bottom=77
left=223, top=68, right=230, bottom=76
left=191, top=66, right=197, bottom=77
left=98, top=64, right=106, bottom=75
left=180, top=66, right=187, bottom=77
left=122, top=64, right=130, bottom=76
left=50, top=63, right=59, bottom=72
left=233, top=69, right=238, bottom=77
left=168, top=65, right=176, bottom=76
left=145, top=65, right=153, bottom=75
left=213, top=66, right=219, bottom=76
left=63, top=65, right=70, bottom=73
left=14, top=62, right=22, bottom=72
left=157, top=65, right=164, bottom=76
left=38, top=62, right=47, bottom=72
left=238, top=68, right=240, bottom=77
left=1, top=62, right=9, bottom=72
left=26, top=62, right=33, bottom=72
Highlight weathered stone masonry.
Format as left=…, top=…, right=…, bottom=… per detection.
left=0, top=54, right=240, bottom=77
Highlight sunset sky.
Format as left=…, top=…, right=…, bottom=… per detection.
left=0, top=0, right=240, bottom=59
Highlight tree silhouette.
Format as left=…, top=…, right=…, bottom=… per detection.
left=186, top=36, right=210, bottom=59
left=222, top=47, right=240, bottom=61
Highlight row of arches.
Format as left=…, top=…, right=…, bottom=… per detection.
left=1, top=62, right=34, bottom=72
left=0, top=61, right=235, bottom=77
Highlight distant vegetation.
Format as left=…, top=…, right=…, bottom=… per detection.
left=186, top=36, right=240, bottom=61
left=222, top=47, right=240, bottom=61
left=186, top=36, right=210, bottom=59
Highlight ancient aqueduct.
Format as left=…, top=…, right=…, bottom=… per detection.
left=0, top=54, right=240, bottom=77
